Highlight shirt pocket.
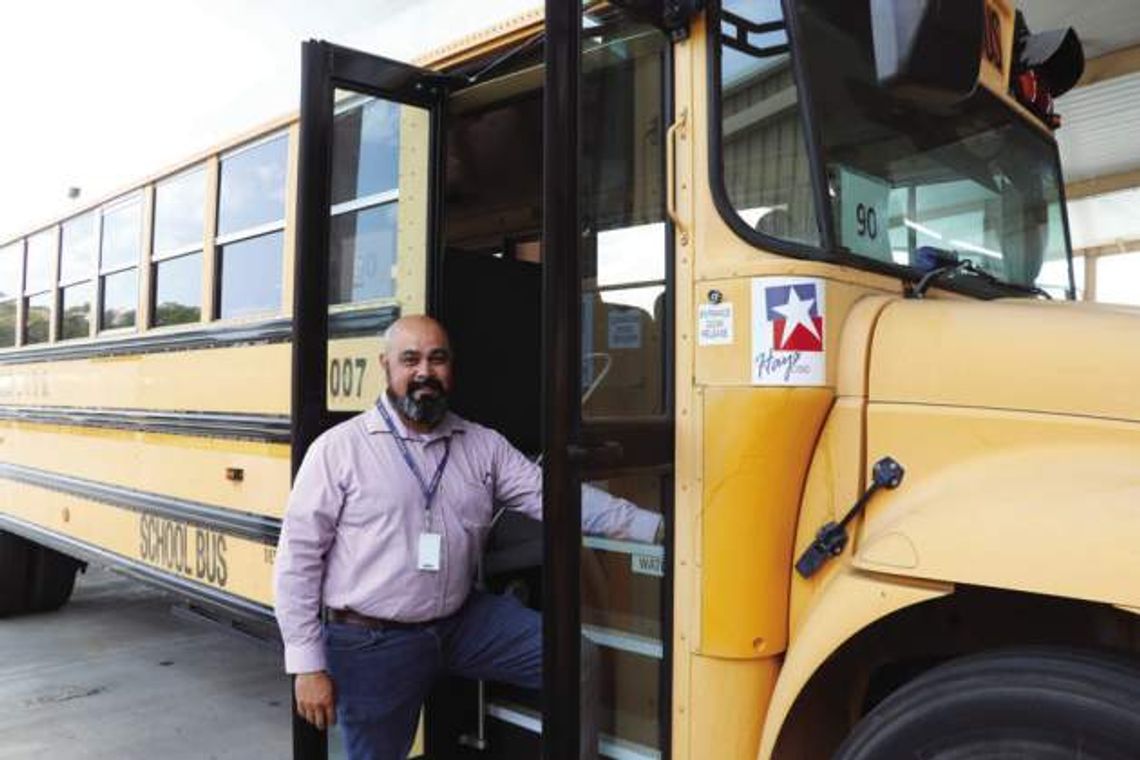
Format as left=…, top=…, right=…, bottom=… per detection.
left=337, top=479, right=400, bottom=529
left=453, top=475, right=494, bottom=533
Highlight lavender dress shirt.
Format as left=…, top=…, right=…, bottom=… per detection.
left=274, top=395, right=662, bottom=673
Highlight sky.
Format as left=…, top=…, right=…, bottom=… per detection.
left=0, top=0, right=537, bottom=243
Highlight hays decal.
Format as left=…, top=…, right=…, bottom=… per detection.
left=751, top=277, right=826, bottom=386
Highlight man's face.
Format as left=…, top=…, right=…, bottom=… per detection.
left=382, top=319, right=454, bottom=427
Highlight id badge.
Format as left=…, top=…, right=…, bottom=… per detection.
left=417, top=532, right=442, bottom=572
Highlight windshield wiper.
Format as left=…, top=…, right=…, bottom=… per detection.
left=906, top=248, right=1053, bottom=300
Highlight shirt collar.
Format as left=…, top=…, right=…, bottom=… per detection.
left=365, top=393, right=465, bottom=443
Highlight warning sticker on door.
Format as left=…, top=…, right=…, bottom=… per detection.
left=698, top=303, right=734, bottom=345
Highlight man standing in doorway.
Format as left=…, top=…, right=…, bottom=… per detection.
left=274, top=315, right=662, bottom=759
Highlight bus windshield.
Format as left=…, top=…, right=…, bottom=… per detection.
left=793, top=0, right=1071, bottom=295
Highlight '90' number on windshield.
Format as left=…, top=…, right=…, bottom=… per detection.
left=855, top=203, right=879, bottom=241
left=330, top=357, right=368, bottom=398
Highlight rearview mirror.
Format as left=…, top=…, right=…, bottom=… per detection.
left=871, top=0, right=985, bottom=106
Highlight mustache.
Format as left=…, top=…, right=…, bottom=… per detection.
left=408, top=377, right=445, bottom=395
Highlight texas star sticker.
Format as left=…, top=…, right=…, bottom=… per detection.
left=771, top=285, right=822, bottom=350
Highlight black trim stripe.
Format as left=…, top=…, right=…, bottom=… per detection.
left=0, top=317, right=292, bottom=366
left=0, top=306, right=399, bottom=367
left=0, top=462, right=281, bottom=543
left=329, top=304, right=401, bottom=338
left=0, top=406, right=291, bottom=442
left=0, top=513, right=275, bottom=625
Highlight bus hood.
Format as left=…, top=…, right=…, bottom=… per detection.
left=867, top=298, right=1140, bottom=423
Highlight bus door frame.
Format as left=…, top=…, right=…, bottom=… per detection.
left=292, top=39, right=451, bottom=760
left=542, top=3, right=678, bottom=756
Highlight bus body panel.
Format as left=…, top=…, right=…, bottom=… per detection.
left=869, top=299, right=1140, bottom=423
left=857, top=403, right=1140, bottom=608
left=757, top=568, right=952, bottom=759
left=0, top=340, right=291, bottom=414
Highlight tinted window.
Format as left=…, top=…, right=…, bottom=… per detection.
left=218, top=232, right=283, bottom=318
left=25, top=230, right=55, bottom=293
left=101, top=199, right=142, bottom=271
left=153, top=252, right=202, bottom=327
left=102, top=269, right=138, bottom=329
left=0, top=242, right=20, bottom=300
left=332, top=98, right=399, bottom=205
left=329, top=205, right=396, bottom=305
left=61, top=282, right=93, bottom=340
left=25, top=292, right=51, bottom=344
left=0, top=300, right=14, bottom=348
left=716, top=0, right=820, bottom=245
left=61, top=212, right=97, bottom=283
left=154, top=168, right=205, bottom=253
left=218, top=136, right=289, bottom=235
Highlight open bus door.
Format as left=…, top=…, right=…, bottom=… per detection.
left=541, top=4, right=676, bottom=758
left=293, top=40, right=450, bottom=759
left=294, top=4, right=677, bottom=755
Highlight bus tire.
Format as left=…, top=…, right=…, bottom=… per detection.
left=835, top=647, right=1140, bottom=760
left=27, top=544, right=82, bottom=613
left=0, top=530, right=33, bottom=617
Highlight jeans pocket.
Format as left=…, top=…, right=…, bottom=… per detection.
left=324, top=622, right=383, bottom=652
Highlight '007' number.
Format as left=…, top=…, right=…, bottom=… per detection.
left=330, top=357, right=368, bottom=398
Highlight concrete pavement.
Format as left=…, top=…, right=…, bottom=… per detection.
left=0, top=566, right=292, bottom=759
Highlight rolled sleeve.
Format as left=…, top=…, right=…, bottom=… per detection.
left=582, top=484, right=662, bottom=542
left=274, top=434, right=343, bottom=674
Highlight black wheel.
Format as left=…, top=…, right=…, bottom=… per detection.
left=27, top=544, right=82, bottom=612
left=837, top=648, right=1140, bottom=760
left=0, top=530, right=33, bottom=617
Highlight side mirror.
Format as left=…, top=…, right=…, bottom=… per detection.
left=871, top=0, right=985, bottom=106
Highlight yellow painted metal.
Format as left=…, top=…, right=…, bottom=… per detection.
left=0, top=421, right=290, bottom=518
left=869, top=299, right=1140, bottom=423
left=857, top=403, right=1140, bottom=609
left=787, top=398, right=865, bottom=641
left=689, top=653, right=779, bottom=760
left=670, top=22, right=700, bottom=760
left=0, top=342, right=290, bottom=413
left=757, top=569, right=950, bottom=759
left=327, top=334, right=387, bottom=413
left=701, top=386, right=833, bottom=658
left=202, top=155, right=220, bottom=324
left=396, top=105, right=430, bottom=319
left=281, top=122, right=300, bottom=318
left=138, top=184, right=156, bottom=330
left=978, top=0, right=1015, bottom=96
left=0, top=481, right=276, bottom=605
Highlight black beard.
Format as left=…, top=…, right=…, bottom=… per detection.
left=387, top=380, right=449, bottom=427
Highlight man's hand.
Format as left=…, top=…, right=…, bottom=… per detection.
left=295, top=671, right=337, bottom=730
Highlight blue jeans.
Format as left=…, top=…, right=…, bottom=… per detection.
left=324, top=591, right=542, bottom=760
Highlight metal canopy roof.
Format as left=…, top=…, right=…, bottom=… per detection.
left=1022, top=0, right=1140, bottom=186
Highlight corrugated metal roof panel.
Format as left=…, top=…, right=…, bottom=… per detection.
left=1056, top=71, right=1140, bottom=182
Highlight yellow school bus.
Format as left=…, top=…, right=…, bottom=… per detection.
left=2, top=0, right=1138, bottom=758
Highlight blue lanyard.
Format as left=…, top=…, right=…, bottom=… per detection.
left=376, top=401, right=451, bottom=518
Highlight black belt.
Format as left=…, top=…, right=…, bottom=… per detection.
left=325, top=607, right=434, bottom=630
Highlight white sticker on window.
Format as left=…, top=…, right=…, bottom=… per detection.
left=751, top=277, right=826, bottom=386
left=631, top=553, right=665, bottom=578
left=607, top=309, right=642, bottom=349
left=838, top=167, right=891, bottom=260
